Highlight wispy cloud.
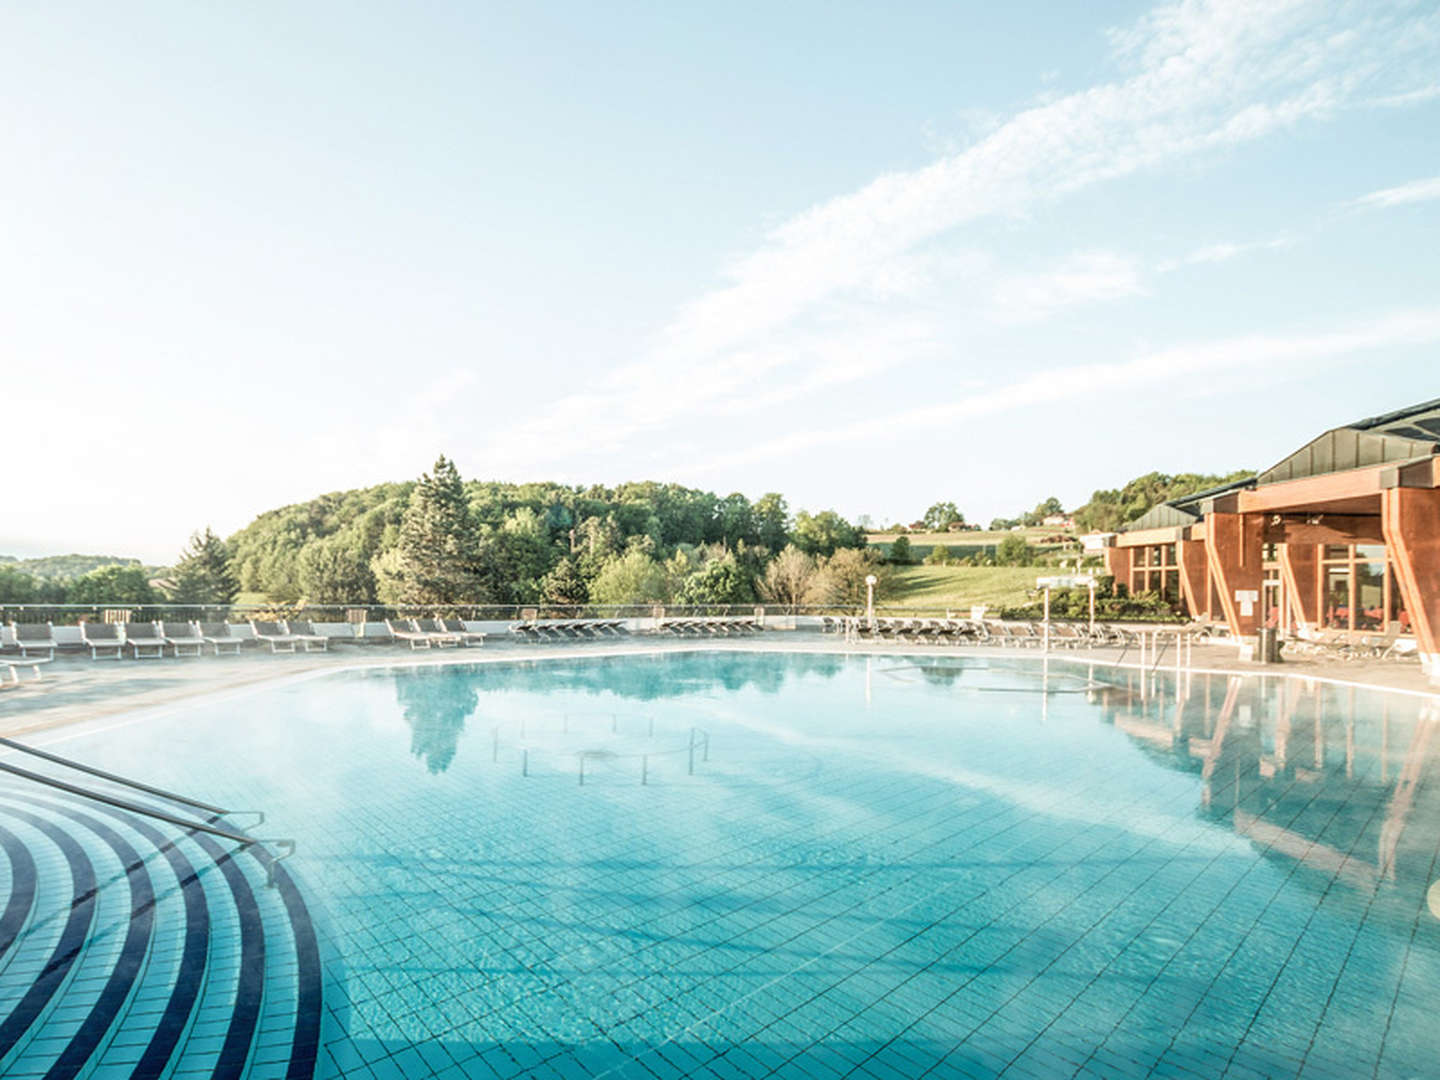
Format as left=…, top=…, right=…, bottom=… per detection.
left=1157, top=236, right=1291, bottom=272
left=1350, top=176, right=1440, bottom=210
left=676, top=308, right=1440, bottom=475
left=477, top=0, right=1440, bottom=474
left=990, top=252, right=1145, bottom=323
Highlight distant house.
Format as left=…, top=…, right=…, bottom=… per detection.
left=946, top=521, right=968, bottom=532
left=1042, top=513, right=1074, bottom=528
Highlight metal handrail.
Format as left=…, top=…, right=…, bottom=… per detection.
left=0, top=760, right=295, bottom=886
left=0, top=736, right=234, bottom=817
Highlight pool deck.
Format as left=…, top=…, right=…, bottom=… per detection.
left=3, top=631, right=1435, bottom=740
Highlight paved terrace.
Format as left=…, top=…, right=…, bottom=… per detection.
left=3, top=627, right=1435, bottom=739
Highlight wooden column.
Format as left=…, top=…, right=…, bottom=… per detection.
left=1280, top=543, right=1319, bottom=633
left=1177, top=539, right=1209, bottom=621
left=1204, top=511, right=1264, bottom=645
left=1382, top=487, right=1440, bottom=673
left=1105, top=547, right=1133, bottom=593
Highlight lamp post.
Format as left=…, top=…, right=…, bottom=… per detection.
left=865, top=574, right=877, bottom=628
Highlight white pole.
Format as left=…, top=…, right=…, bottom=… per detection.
left=865, top=574, right=877, bottom=629
left=1089, top=581, right=1096, bottom=633
left=1043, top=587, right=1051, bottom=653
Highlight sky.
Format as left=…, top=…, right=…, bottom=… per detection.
left=3, top=0, right=1439, bottom=564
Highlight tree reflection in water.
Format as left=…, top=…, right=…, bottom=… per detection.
left=395, top=672, right=479, bottom=774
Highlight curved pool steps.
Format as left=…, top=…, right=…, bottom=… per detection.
left=0, top=786, right=322, bottom=1079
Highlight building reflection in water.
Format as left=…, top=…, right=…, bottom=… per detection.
left=1090, top=665, right=1439, bottom=924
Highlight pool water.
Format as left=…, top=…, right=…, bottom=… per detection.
left=2, top=651, right=1438, bottom=1078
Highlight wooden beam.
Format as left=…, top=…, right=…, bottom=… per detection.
left=1382, top=487, right=1440, bottom=674
left=1280, top=543, right=1319, bottom=633
left=1205, top=511, right=1264, bottom=642
left=1113, top=525, right=1190, bottom=547
left=1238, top=466, right=1392, bottom=513
left=1261, top=515, right=1385, bottom=545
left=1177, top=539, right=1208, bottom=621
left=1104, top=546, right=1133, bottom=593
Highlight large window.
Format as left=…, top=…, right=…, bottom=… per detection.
left=1316, top=542, right=1406, bottom=635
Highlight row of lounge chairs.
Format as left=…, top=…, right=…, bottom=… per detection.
left=826, top=616, right=1143, bottom=648
left=3, top=617, right=486, bottom=660
left=387, top=618, right=487, bottom=650
left=510, top=619, right=629, bottom=642
left=654, top=616, right=761, bottom=636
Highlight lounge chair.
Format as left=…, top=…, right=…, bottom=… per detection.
left=440, top=618, right=486, bottom=646
left=251, top=620, right=300, bottom=653
left=80, top=621, right=125, bottom=659
left=125, top=621, right=167, bottom=659
left=285, top=619, right=330, bottom=652
left=9, top=622, right=58, bottom=660
left=198, top=622, right=245, bottom=655
left=413, top=618, right=463, bottom=647
left=385, top=618, right=433, bottom=649
left=2, top=655, right=49, bottom=688
left=160, top=620, right=205, bottom=657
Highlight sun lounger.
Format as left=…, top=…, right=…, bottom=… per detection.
left=160, top=620, right=206, bottom=657
left=198, top=622, right=245, bottom=655
left=80, top=621, right=125, bottom=659
left=125, top=621, right=167, bottom=659
left=386, top=618, right=434, bottom=649
left=285, top=619, right=330, bottom=652
left=251, top=620, right=300, bottom=653
left=437, top=618, right=486, bottom=646
left=9, top=622, right=58, bottom=660
left=2, top=654, right=49, bottom=687
left=413, top=618, right=463, bottom=647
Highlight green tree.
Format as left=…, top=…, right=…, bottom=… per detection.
left=995, top=533, right=1032, bottom=566
left=0, top=566, right=39, bottom=604
left=924, top=544, right=953, bottom=566
left=297, top=532, right=374, bottom=602
left=815, top=548, right=892, bottom=607
left=588, top=549, right=669, bottom=605
left=374, top=455, right=484, bottom=604
left=753, top=493, right=790, bottom=552
left=791, top=509, right=862, bottom=556
left=922, top=501, right=964, bottom=530
left=170, top=528, right=239, bottom=604
left=67, top=565, right=156, bottom=604
left=675, top=554, right=756, bottom=605
left=539, top=556, right=588, bottom=606
left=887, top=535, right=913, bottom=565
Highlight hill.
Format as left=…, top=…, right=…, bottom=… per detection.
left=0, top=553, right=152, bottom=582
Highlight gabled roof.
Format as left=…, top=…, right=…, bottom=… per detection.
left=1256, top=397, right=1440, bottom=486
left=1123, top=475, right=1256, bottom=533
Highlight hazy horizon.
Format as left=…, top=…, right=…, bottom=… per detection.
left=6, top=1, right=1439, bottom=564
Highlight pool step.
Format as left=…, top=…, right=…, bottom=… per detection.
left=0, top=785, right=321, bottom=1079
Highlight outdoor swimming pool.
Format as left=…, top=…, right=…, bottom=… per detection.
left=1, top=650, right=1437, bottom=1078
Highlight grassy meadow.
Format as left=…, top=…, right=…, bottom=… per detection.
left=885, top=565, right=1040, bottom=611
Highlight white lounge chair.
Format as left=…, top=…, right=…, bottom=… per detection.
left=1, top=655, right=49, bottom=688
left=125, top=621, right=167, bottom=659
left=9, top=622, right=57, bottom=660
left=250, top=620, right=300, bottom=653
left=161, top=620, right=206, bottom=658
left=285, top=620, right=330, bottom=652
left=198, top=622, right=244, bottom=655
left=386, top=618, right=433, bottom=649
left=80, top=621, right=125, bottom=659
left=440, top=618, right=486, bottom=646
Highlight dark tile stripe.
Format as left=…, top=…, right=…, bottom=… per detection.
left=94, top=810, right=212, bottom=1080
left=42, top=808, right=155, bottom=1080
left=186, top=832, right=265, bottom=1080
left=249, top=851, right=322, bottom=1080
left=0, top=822, right=37, bottom=963
left=0, top=807, right=98, bottom=1060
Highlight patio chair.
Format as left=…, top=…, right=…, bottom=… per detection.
left=198, top=622, right=245, bottom=655
left=2, top=655, right=49, bottom=688
left=440, top=618, right=486, bottom=646
left=413, top=618, right=463, bottom=647
left=160, top=620, right=205, bottom=658
left=125, top=621, right=167, bottom=660
left=385, top=618, right=433, bottom=649
left=251, top=620, right=300, bottom=653
left=286, top=620, right=331, bottom=652
left=80, top=621, right=125, bottom=660
left=10, top=622, right=58, bottom=660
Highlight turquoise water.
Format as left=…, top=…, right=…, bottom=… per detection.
left=3, top=651, right=1439, bottom=1078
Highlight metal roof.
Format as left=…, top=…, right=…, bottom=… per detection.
left=1256, top=397, right=1440, bottom=485
left=1122, top=475, right=1256, bottom=533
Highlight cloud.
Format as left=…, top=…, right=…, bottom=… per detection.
left=675, top=308, right=1440, bottom=475
left=990, top=251, right=1145, bottom=323
left=476, top=0, right=1440, bottom=473
left=1156, top=236, right=1291, bottom=272
left=1350, top=176, right=1440, bottom=210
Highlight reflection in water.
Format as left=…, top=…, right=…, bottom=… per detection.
left=395, top=672, right=479, bottom=774
left=1094, top=666, right=1440, bottom=929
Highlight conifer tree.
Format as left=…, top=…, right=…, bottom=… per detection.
left=170, top=528, right=239, bottom=604
left=376, top=455, right=484, bottom=604
left=539, top=556, right=587, bottom=606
